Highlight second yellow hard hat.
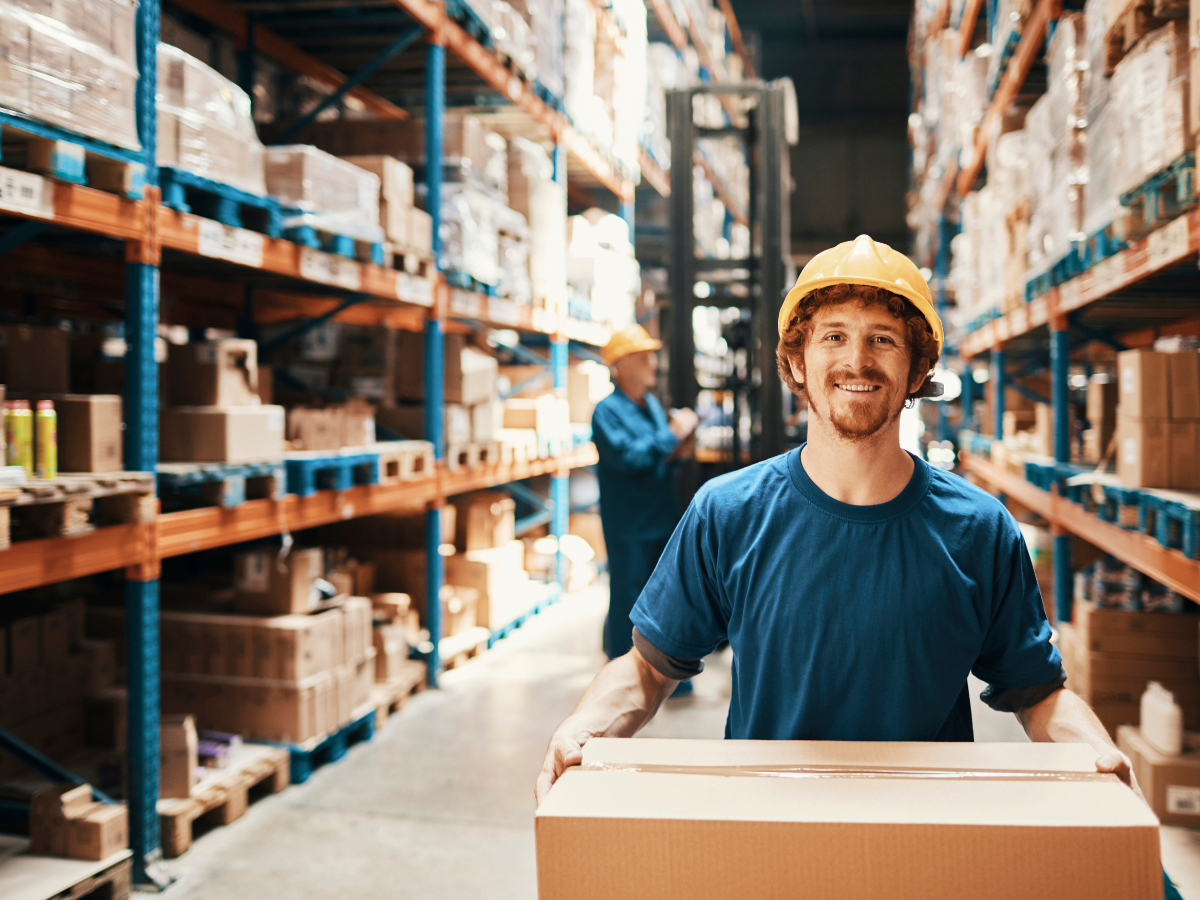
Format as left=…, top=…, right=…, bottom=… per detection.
left=601, top=323, right=663, bottom=365
left=778, top=235, right=944, bottom=354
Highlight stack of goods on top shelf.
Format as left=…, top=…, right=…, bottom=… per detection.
left=1058, top=561, right=1199, bottom=737
left=1114, top=345, right=1200, bottom=489
left=263, top=145, right=386, bottom=258
left=161, top=338, right=286, bottom=465
left=0, top=0, right=138, bottom=150
left=157, top=43, right=266, bottom=197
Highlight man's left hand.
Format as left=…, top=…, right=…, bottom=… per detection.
left=1095, top=748, right=1148, bottom=805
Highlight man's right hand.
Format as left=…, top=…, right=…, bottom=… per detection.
left=669, top=407, right=699, bottom=440
left=535, top=723, right=591, bottom=807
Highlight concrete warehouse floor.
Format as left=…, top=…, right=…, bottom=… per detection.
left=160, top=580, right=1200, bottom=899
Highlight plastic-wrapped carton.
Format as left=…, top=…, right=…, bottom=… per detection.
left=264, top=145, right=383, bottom=242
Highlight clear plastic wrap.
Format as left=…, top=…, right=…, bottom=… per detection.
left=512, top=0, right=563, bottom=98
left=566, top=210, right=638, bottom=330
left=156, top=43, right=265, bottom=195
left=507, top=137, right=565, bottom=310
left=641, top=42, right=691, bottom=168
left=562, top=0, right=596, bottom=128
left=0, top=0, right=139, bottom=150
left=1083, top=105, right=1122, bottom=235
left=492, top=0, right=534, bottom=78
left=1110, top=20, right=1192, bottom=196
left=439, top=181, right=500, bottom=285
left=496, top=204, right=532, bottom=303
left=264, top=144, right=382, bottom=241
left=1083, top=0, right=1110, bottom=122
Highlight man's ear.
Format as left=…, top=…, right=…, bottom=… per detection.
left=788, top=356, right=805, bottom=388
left=908, top=357, right=932, bottom=395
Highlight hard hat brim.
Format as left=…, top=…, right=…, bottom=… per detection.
left=602, top=337, right=662, bottom=365
left=777, top=276, right=944, bottom=355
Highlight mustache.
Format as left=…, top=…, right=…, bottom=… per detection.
left=822, top=366, right=894, bottom=390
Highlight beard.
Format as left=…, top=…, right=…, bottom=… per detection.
left=809, top=365, right=907, bottom=442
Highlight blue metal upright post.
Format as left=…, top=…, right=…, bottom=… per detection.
left=126, top=0, right=164, bottom=884
left=550, top=339, right=569, bottom=590
left=960, top=366, right=974, bottom=433
left=991, top=348, right=1006, bottom=440
left=424, top=39, right=445, bottom=685
left=1051, top=321, right=1073, bottom=623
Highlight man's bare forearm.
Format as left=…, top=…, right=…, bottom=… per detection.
left=1017, top=687, right=1118, bottom=753
left=557, top=648, right=677, bottom=742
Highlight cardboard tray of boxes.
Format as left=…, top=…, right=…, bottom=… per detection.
left=536, top=738, right=1162, bottom=900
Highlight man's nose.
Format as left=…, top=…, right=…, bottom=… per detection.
left=844, top=337, right=875, bottom=371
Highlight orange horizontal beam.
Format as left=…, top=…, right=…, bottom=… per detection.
left=166, top=0, right=407, bottom=120
left=961, top=453, right=1200, bottom=603
left=957, top=0, right=985, bottom=58
left=638, top=147, right=670, bottom=198
left=441, top=446, right=598, bottom=497
left=0, top=523, right=152, bottom=595
left=695, top=151, right=748, bottom=227
left=646, top=0, right=690, bottom=53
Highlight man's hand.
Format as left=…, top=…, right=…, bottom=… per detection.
left=535, top=724, right=591, bottom=807
left=668, top=407, right=699, bottom=440
left=1095, top=747, right=1148, bottom=805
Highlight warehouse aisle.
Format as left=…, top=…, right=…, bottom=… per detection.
left=160, top=580, right=1199, bottom=900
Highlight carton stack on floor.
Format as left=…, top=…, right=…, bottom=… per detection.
left=28, top=782, right=127, bottom=863
left=161, top=338, right=286, bottom=464
left=1115, top=346, right=1200, bottom=489
left=0, top=600, right=117, bottom=781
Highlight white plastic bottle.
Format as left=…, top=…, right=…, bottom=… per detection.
left=1141, top=681, right=1183, bottom=756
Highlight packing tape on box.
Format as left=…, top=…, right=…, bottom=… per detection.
left=580, top=762, right=1117, bottom=782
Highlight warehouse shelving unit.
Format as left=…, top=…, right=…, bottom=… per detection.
left=912, top=2, right=1200, bottom=627
left=0, top=0, right=633, bottom=883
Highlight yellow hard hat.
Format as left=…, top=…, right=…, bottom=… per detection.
left=778, top=234, right=943, bottom=354
left=601, top=323, right=662, bottom=365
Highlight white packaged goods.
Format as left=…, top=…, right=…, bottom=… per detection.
left=496, top=204, right=532, bottom=304
left=264, top=145, right=383, bottom=242
left=562, top=0, right=595, bottom=128
left=508, top=138, right=566, bottom=310
left=567, top=211, right=639, bottom=329
left=0, top=0, right=139, bottom=150
left=1110, top=21, right=1191, bottom=196
left=157, top=43, right=265, bottom=195
left=441, top=182, right=501, bottom=286
left=492, top=0, right=534, bottom=78
left=516, top=0, right=563, bottom=97
left=642, top=43, right=691, bottom=168
left=1141, top=682, right=1184, bottom=756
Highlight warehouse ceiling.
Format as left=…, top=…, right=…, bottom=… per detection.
left=729, top=0, right=913, bottom=262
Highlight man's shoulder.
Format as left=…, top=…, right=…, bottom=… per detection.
left=923, top=463, right=1017, bottom=531
left=693, top=454, right=792, bottom=512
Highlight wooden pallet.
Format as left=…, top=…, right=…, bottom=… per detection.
left=0, top=472, right=155, bottom=547
left=157, top=744, right=290, bottom=859
left=265, top=707, right=376, bottom=786
left=284, top=449, right=381, bottom=497
left=0, top=841, right=132, bottom=900
left=280, top=215, right=384, bottom=265
left=374, top=440, right=435, bottom=483
left=0, top=114, right=145, bottom=199
left=1117, top=152, right=1197, bottom=238
left=157, top=459, right=286, bottom=509
left=445, top=442, right=486, bottom=471
left=160, top=166, right=283, bottom=236
left=440, top=626, right=490, bottom=670
left=370, top=660, right=427, bottom=729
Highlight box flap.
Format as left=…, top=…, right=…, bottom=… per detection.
left=539, top=769, right=1158, bottom=828
left=582, top=738, right=1101, bottom=773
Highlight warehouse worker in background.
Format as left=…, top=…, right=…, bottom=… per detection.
left=538, top=235, right=1143, bottom=805
left=592, top=324, right=698, bottom=695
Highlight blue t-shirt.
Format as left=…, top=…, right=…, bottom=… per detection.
left=592, top=388, right=682, bottom=543
left=630, top=447, right=1062, bottom=742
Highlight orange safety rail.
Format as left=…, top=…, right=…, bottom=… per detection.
left=957, top=0, right=985, bottom=58
left=0, top=523, right=154, bottom=595
left=638, top=148, right=670, bottom=198
left=961, top=453, right=1200, bottom=603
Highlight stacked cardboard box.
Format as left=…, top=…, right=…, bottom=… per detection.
left=286, top=399, right=376, bottom=452
left=1083, top=375, right=1118, bottom=463
left=1117, top=724, right=1200, bottom=827
left=1115, top=348, right=1200, bottom=488
left=338, top=155, right=431, bottom=257
left=0, top=599, right=116, bottom=781
left=29, top=782, right=128, bottom=862
left=1058, top=598, right=1200, bottom=735
left=161, top=339, right=285, bottom=463
left=264, top=145, right=384, bottom=244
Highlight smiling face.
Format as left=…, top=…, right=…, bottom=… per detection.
left=796, top=299, right=929, bottom=442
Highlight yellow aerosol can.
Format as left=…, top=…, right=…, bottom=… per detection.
left=35, top=399, right=56, bottom=478
left=4, top=399, right=33, bottom=475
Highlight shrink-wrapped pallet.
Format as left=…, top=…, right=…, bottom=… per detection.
left=263, top=144, right=383, bottom=242
left=156, top=43, right=265, bottom=195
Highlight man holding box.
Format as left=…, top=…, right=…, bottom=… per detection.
left=592, top=324, right=697, bottom=678
left=539, top=236, right=1141, bottom=806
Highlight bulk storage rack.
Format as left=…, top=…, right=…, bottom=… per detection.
left=910, top=0, right=1200, bottom=624
left=0, top=0, right=643, bottom=884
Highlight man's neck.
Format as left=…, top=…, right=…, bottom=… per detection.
left=615, top=379, right=647, bottom=406
left=800, top=414, right=915, bottom=506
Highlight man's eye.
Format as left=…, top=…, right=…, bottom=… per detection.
left=874, top=336, right=894, bottom=344
left=825, top=334, right=841, bottom=341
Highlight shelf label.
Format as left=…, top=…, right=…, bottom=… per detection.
left=299, top=247, right=362, bottom=290
left=449, top=288, right=482, bottom=317
left=1058, top=278, right=1082, bottom=312
left=0, top=166, right=52, bottom=218
left=1091, top=253, right=1125, bottom=297
left=1029, top=296, right=1048, bottom=327
left=1148, top=215, right=1189, bottom=271
left=396, top=272, right=434, bottom=307
left=197, top=220, right=264, bottom=268
left=489, top=298, right=520, bottom=326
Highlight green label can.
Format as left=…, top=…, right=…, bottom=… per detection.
left=36, top=400, right=56, bottom=479
left=5, top=401, right=33, bottom=475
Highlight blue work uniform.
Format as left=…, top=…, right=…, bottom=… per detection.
left=592, top=386, right=682, bottom=659
left=630, top=447, right=1063, bottom=740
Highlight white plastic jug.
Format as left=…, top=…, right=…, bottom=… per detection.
left=1141, top=681, right=1183, bottom=756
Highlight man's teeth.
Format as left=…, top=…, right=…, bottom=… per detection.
left=836, top=384, right=880, bottom=393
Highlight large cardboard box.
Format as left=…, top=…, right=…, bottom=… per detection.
left=451, top=491, right=516, bottom=551
left=1087, top=377, right=1118, bottom=452
left=1117, top=349, right=1170, bottom=419
left=1168, top=352, right=1200, bottom=419
left=161, top=671, right=333, bottom=744
left=65, top=802, right=125, bottom=861
left=444, top=541, right=527, bottom=630
left=29, top=782, right=92, bottom=856
left=339, top=154, right=414, bottom=208
left=0, top=325, right=69, bottom=393
left=408, top=208, right=432, bottom=255
left=536, top=738, right=1161, bottom=900
left=167, top=339, right=259, bottom=407
left=160, top=713, right=198, bottom=800
left=1168, top=421, right=1200, bottom=489
left=286, top=401, right=375, bottom=451
left=1118, top=724, right=1200, bottom=827
left=50, top=394, right=122, bottom=472
left=234, top=547, right=324, bottom=615
left=394, top=332, right=497, bottom=405
left=1117, top=416, right=1170, bottom=487
left=160, top=406, right=285, bottom=463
